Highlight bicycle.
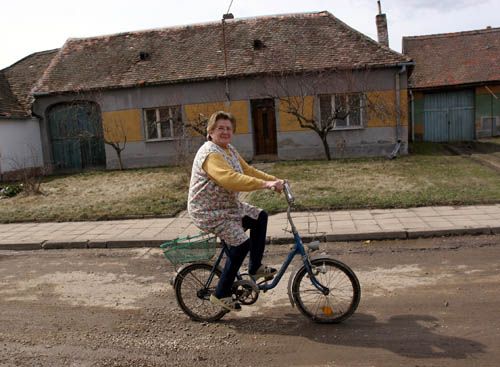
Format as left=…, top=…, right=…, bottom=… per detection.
left=162, top=182, right=361, bottom=323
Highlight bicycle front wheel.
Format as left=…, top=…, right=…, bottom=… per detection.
left=292, top=258, right=360, bottom=323
left=174, top=263, right=227, bottom=322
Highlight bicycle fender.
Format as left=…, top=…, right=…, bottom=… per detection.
left=309, top=254, right=335, bottom=262
left=287, top=267, right=300, bottom=308
left=287, top=255, right=336, bottom=307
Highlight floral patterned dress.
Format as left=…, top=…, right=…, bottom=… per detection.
left=188, top=141, right=261, bottom=246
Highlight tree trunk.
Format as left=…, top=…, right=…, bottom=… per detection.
left=320, top=135, right=332, bottom=160
left=117, top=151, right=124, bottom=170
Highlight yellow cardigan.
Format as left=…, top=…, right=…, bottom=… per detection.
left=202, top=150, right=276, bottom=192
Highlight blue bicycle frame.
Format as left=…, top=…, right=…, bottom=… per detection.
left=207, top=182, right=329, bottom=295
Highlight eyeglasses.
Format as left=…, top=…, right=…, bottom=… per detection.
left=215, top=126, right=233, bottom=132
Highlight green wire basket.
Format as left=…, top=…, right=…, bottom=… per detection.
left=160, top=233, right=217, bottom=265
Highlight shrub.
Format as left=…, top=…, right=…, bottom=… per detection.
left=0, top=183, right=23, bottom=198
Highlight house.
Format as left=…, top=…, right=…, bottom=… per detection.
left=403, top=27, right=500, bottom=142
left=13, top=11, right=411, bottom=172
left=0, top=50, right=58, bottom=180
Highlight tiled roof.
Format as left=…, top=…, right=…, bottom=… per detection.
left=3, top=49, right=59, bottom=116
left=403, top=27, right=500, bottom=89
left=34, top=11, right=411, bottom=95
left=0, top=72, right=25, bottom=118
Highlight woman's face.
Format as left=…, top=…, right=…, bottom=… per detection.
left=210, top=119, right=233, bottom=148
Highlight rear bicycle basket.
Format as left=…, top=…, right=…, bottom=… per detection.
left=160, top=233, right=217, bottom=266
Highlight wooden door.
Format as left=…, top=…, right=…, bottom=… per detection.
left=423, top=90, right=474, bottom=142
left=48, top=102, right=106, bottom=171
left=251, top=99, right=277, bottom=157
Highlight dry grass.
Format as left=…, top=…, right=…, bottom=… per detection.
left=1, top=143, right=499, bottom=223
left=0, top=167, right=189, bottom=222
left=249, top=143, right=500, bottom=212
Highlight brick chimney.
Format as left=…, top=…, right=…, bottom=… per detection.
left=376, top=0, right=389, bottom=47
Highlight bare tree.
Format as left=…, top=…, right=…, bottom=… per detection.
left=268, top=71, right=354, bottom=160
left=184, top=112, right=209, bottom=138
left=173, top=110, right=212, bottom=188
left=3, top=144, right=49, bottom=195
left=101, top=117, right=128, bottom=170
left=267, top=68, right=404, bottom=160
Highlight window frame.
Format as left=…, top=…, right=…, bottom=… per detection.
left=319, top=93, right=366, bottom=130
left=143, top=105, right=183, bottom=141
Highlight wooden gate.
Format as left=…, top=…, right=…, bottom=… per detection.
left=423, top=90, right=475, bottom=142
left=251, top=99, right=277, bottom=158
left=48, top=102, right=106, bottom=171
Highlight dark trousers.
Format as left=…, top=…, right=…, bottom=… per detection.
left=214, top=211, right=268, bottom=298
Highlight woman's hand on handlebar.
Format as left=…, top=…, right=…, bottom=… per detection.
left=264, top=179, right=285, bottom=193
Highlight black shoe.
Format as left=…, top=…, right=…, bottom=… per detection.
left=250, top=265, right=277, bottom=281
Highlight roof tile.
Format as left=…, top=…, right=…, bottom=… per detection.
left=403, top=27, right=500, bottom=89
left=2, top=49, right=59, bottom=116
left=34, top=11, right=410, bottom=94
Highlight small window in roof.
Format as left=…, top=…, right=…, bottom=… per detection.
left=139, top=51, right=151, bottom=61
left=253, top=39, right=265, bottom=50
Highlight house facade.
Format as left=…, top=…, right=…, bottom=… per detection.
left=0, top=50, right=57, bottom=180
left=24, top=12, right=410, bottom=172
left=403, top=27, right=500, bottom=142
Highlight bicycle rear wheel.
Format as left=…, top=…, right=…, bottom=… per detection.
left=174, top=263, right=227, bottom=322
left=292, top=257, right=360, bottom=323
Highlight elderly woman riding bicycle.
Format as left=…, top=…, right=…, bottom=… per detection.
left=187, top=111, right=284, bottom=312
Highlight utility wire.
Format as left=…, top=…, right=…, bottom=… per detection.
left=226, top=0, right=234, bottom=14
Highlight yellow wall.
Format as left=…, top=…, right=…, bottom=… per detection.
left=102, top=109, right=143, bottom=142
left=278, top=96, right=314, bottom=132
left=102, top=89, right=410, bottom=142
left=183, top=100, right=249, bottom=136
left=366, top=90, right=408, bottom=127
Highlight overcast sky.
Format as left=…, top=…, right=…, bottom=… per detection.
left=1, top=0, right=498, bottom=69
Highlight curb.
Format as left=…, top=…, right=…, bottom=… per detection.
left=406, top=227, right=494, bottom=239
left=0, top=242, right=44, bottom=251
left=326, top=231, right=408, bottom=242
left=1, top=227, right=499, bottom=251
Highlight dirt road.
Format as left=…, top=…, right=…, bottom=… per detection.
left=1, top=235, right=499, bottom=366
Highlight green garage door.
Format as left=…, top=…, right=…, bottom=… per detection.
left=423, top=90, right=475, bottom=142
left=48, top=102, right=106, bottom=171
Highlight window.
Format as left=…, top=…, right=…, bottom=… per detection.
left=319, top=93, right=365, bottom=129
left=144, top=106, right=183, bottom=140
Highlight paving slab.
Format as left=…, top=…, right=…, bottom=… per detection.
left=0, top=204, right=499, bottom=250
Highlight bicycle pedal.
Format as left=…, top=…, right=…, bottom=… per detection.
left=257, top=278, right=271, bottom=284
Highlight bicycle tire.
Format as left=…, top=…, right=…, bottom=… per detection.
left=291, top=257, right=360, bottom=323
left=174, top=262, right=227, bottom=322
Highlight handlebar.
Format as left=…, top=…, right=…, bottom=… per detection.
left=283, top=181, right=294, bottom=205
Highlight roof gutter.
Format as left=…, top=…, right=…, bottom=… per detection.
left=32, top=62, right=417, bottom=97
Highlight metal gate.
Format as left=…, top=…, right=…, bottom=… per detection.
left=48, top=102, right=106, bottom=171
left=423, top=90, right=475, bottom=142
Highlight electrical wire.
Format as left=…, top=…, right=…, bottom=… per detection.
left=226, top=0, right=234, bottom=14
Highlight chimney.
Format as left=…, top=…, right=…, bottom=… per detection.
left=376, top=1, right=389, bottom=47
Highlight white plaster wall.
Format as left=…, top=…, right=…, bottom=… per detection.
left=0, top=118, right=43, bottom=173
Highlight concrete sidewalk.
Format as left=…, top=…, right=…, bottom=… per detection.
left=0, top=204, right=499, bottom=250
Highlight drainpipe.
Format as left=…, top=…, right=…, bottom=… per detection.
left=389, top=62, right=414, bottom=159
left=409, top=89, right=415, bottom=142
left=395, top=66, right=403, bottom=141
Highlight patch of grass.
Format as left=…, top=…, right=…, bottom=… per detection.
left=1, top=142, right=499, bottom=223
left=0, top=167, right=189, bottom=223
left=248, top=143, right=500, bottom=213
